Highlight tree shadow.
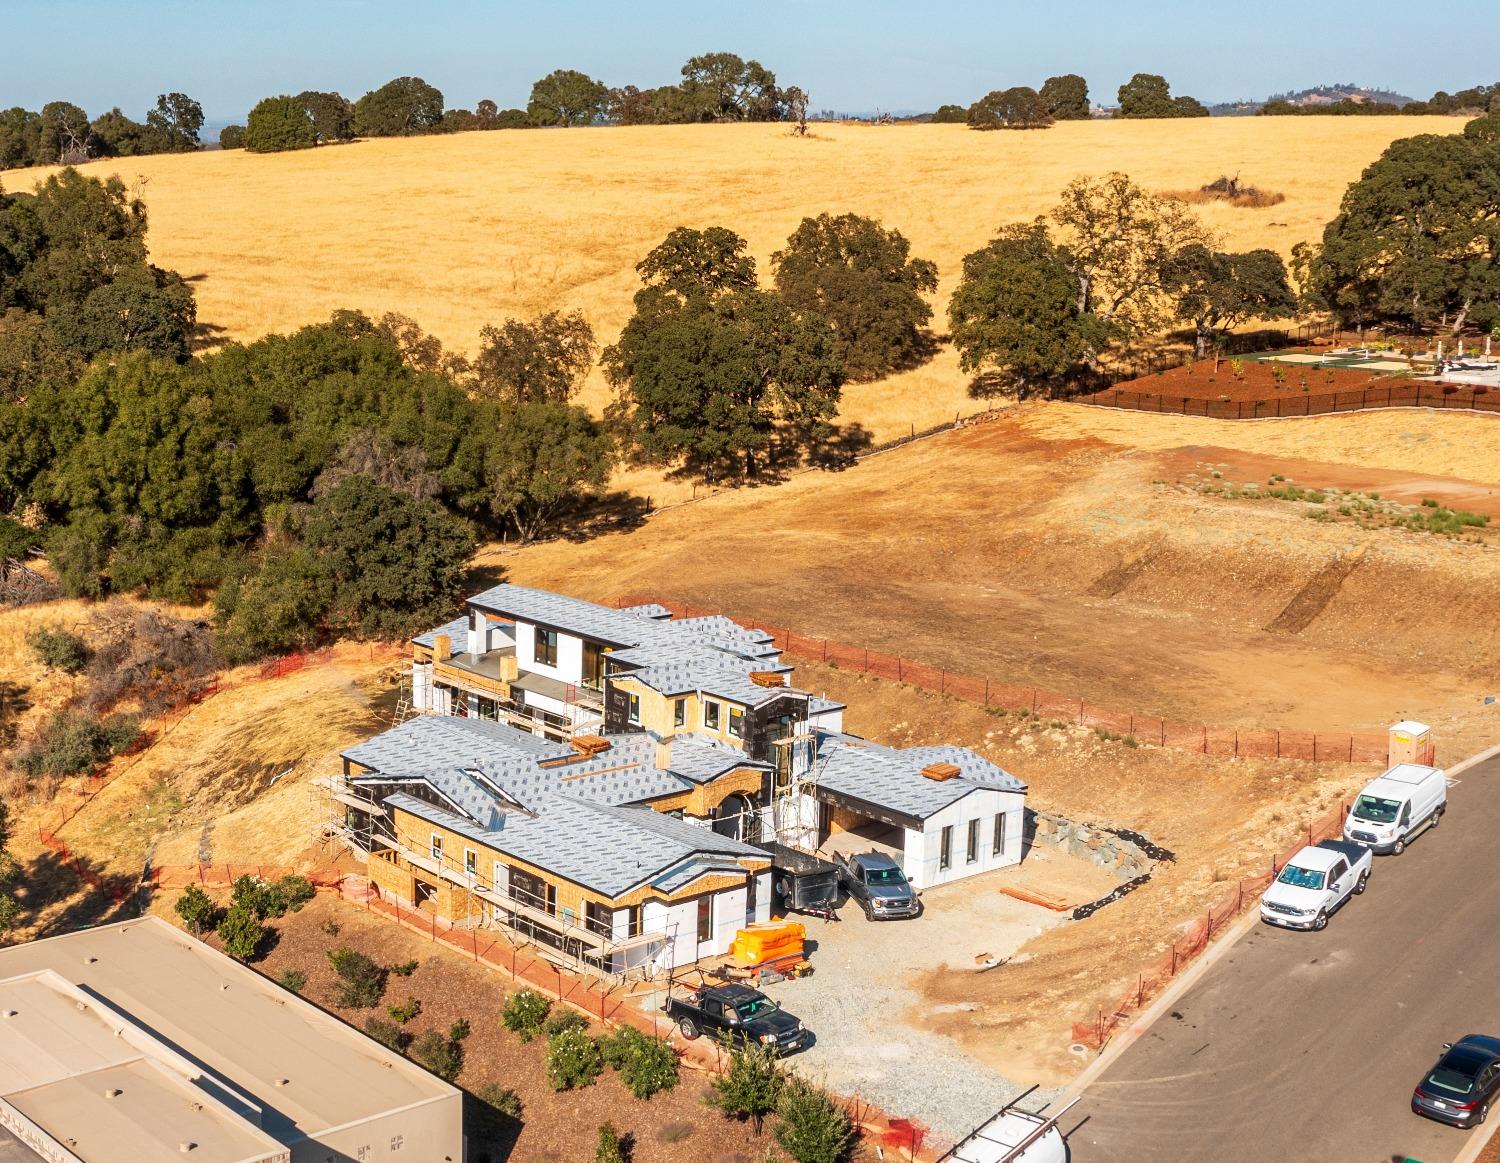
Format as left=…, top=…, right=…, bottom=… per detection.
left=19, top=850, right=141, bottom=937
left=856, top=328, right=943, bottom=380
left=559, top=490, right=651, bottom=542
left=966, top=370, right=1016, bottom=400
left=190, top=319, right=230, bottom=355
left=805, top=422, right=874, bottom=471
left=0, top=681, right=31, bottom=750
left=463, top=1092, right=522, bottom=1163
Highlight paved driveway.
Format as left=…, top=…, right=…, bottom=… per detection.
left=1070, top=753, right=1500, bottom=1163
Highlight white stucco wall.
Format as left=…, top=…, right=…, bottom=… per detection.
left=411, top=661, right=433, bottom=710
left=909, top=788, right=1026, bottom=890
left=514, top=622, right=584, bottom=684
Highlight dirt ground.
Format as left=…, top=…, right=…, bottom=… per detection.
left=144, top=891, right=785, bottom=1163
left=497, top=404, right=1500, bottom=736
left=1090, top=357, right=1406, bottom=403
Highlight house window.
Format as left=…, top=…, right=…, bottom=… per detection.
left=728, top=706, right=744, bottom=739
left=993, top=813, right=1007, bottom=856
left=696, top=896, right=713, bottom=943
left=536, top=628, right=558, bottom=667
left=704, top=701, right=721, bottom=730
left=430, top=833, right=443, bottom=862
left=628, top=693, right=641, bottom=725
left=939, top=825, right=953, bottom=871
left=464, top=848, right=477, bottom=877
left=673, top=699, right=686, bottom=728
left=966, top=818, right=980, bottom=864
left=585, top=901, right=612, bottom=936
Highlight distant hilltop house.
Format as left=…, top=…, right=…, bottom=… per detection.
left=326, top=585, right=1027, bottom=977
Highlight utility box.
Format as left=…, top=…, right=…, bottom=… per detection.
left=1389, top=720, right=1434, bottom=766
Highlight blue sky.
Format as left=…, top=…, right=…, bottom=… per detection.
left=6, top=0, right=1499, bottom=119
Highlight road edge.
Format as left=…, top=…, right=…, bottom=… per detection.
left=1446, top=741, right=1500, bottom=1163
left=1060, top=739, right=1500, bottom=1112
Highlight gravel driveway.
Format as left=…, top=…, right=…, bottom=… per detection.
left=755, top=870, right=1070, bottom=1138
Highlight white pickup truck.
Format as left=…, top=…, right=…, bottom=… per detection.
left=1259, top=839, right=1372, bottom=931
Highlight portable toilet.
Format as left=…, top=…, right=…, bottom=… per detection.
left=1389, top=721, right=1433, bottom=766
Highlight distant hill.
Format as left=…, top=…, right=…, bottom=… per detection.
left=1210, top=83, right=1414, bottom=117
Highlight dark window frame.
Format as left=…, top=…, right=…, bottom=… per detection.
left=939, top=825, right=953, bottom=871
left=966, top=818, right=980, bottom=864
left=536, top=628, right=559, bottom=667
left=993, top=812, right=1006, bottom=856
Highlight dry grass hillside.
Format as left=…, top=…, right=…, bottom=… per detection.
left=2, top=118, right=1466, bottom=450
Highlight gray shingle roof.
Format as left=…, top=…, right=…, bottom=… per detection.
left=465, top=584, right=781, bottom=663
left=665, top=735, right=771, bottom=784
left=813, top=736, right=1026, bottom=821
left=626, top=657, right=792, bottom=708
left=384, top=791, right=765, bottom=898
left=412, top=615, right=469, bottom=649
left=618, top=602, right=675, bottom=620
left=343, top=716, right=574, bottom=778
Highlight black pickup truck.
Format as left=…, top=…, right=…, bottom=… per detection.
left=662, top=982, right=808, bottom=1055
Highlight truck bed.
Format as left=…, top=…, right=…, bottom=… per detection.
left=1316, top=838, right=1372, bottom=866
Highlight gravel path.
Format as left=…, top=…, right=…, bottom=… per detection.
left=754, top=876, right=1069, bottom=1139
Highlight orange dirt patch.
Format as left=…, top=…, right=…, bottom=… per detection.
left=1092, top=356, right=1404, bottom=403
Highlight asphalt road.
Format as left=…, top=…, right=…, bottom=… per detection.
left=1069, top=753, right=1500, bottom=1163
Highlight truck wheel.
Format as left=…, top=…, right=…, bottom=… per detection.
left=1354, top=871, right=1369, bottom=895
left=861, top=901, right=874, bottom=922
left=1312, top=910, right=1328, bottom=931
left=1430, top=808, right=1442, bottom=829
left=678, top=1017, right=699, bottom=1041
left=1393, top=837, right=1406, bottom=855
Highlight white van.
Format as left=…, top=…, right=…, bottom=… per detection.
left=1343, top=763, right=1447, bottom=855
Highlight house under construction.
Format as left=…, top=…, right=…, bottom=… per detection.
left=326, top=585, right=1027, bottom=978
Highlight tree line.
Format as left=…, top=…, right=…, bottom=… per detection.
left=0, top=93, right=203, bottom=169
left=932, top=72, right=1209, bottom=131
left=223, top=53, right=801, bottom=153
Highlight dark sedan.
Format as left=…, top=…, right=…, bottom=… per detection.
left=1412, top=1034, right=1500, bottom=1128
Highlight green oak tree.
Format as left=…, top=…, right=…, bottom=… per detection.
left=246, top=96, right=318, bottom=152
left=296, top=90, right=355, bottom=143
left=1040, top=74, right=1091, bottom=120
left=526, top=70, right=608, bottom=127
left=354, top=77, right=444, bottom=136
left=967, top=87, right=1052, bottom=130
left=1117, top=73, right=1181, bottom=118
left=1167, top=245, right=1297, bottom=357
left=472, top=311, right=596, bottom=405
left=949, top=222, right=1117, bottom=396
left=772, top=213, right=938, bottom=380
left=605, top=227, right=841, bottom=479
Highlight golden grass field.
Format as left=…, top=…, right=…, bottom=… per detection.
left=2, top=117, right=1468, bottom=454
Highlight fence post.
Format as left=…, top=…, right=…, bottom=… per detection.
left=822, top=638, right=827, bottom=661
left=1312, top=734, right=1318, bottom=762
left=897, top=656, right=903, bottom=681
left=940, top=670, right=946, bottom=694
left=984, top=678, right=989, bottom=706
left=1276, top=730, right=1281, bottom=759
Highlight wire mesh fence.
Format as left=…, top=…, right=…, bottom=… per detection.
left=1084, top=381, right=1500, bottom=420
left=612, top=595, right=1391, bottom=765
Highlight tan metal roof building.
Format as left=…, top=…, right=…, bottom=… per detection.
left=0, top=916, right=461, bottom=1163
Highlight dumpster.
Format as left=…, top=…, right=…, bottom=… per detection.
left=755, top=841, right=841, bottom=918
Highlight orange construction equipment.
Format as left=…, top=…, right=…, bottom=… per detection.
left=730, top=920, right=806, bottom=967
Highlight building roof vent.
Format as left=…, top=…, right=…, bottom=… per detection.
left=921, top=762, right=961, bottom=782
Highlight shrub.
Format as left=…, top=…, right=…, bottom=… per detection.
left=388, top=958, right=419, bottom=977
left=216, top=905, right=267, bottom=961
left=231, top=874, right=288, bottom=920
left=327, top=947, right=386, bottom=1008
left=275, top=968, right=307, bottom=992
left=477, top=1083, right=523, bottom=1120
left=14, top=710, right=140, bottom=778
left=174, top=884, right=220, bottom=935
left=545, top=1025, right=602, bottom=1091
left=409, top=1029, right=464, bottom=1081
left=387, top=997, right=422, bottom=1024
left=363, top=1016, right=411, bottom=1052
left=543, top=1008, right=589, bottom=1038
left=708, top=1041, right=783, bottom=1132
left=600, top=1026, right=678, bottom=1099
left=27, top=627, right=88, bottom=673
left=275, top=874, right=316, bottom=912
left=449, top=1018, right=471, bottom=1042
left=320, top=919, right=341, bottom=937
left=773, top=1076, right=856, bottom=1163
left=502, top=989, right=550, bottom=1042
left=593, top=1123, right=625, bottom=1163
